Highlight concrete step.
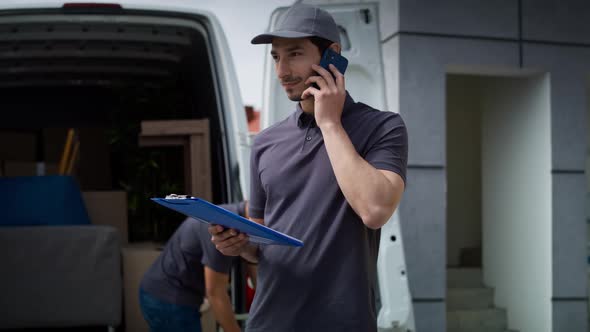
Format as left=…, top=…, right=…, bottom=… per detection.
left=447, top=308, right=507, bottom=330
left=447, top=268, right=484, bottom=288
left=447, top=287, right=494, bottom=311
left=448, top=329, right=517, bottom=332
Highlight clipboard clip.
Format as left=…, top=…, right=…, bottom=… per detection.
left=165, top=194, right=194, bottom=200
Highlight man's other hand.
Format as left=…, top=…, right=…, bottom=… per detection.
left=208, top=224, right=249, bottom=256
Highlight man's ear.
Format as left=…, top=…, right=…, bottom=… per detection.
left=328, top=42, right=342, bottom=54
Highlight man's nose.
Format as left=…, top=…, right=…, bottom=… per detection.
left=276, top=58, right=291, bottom=79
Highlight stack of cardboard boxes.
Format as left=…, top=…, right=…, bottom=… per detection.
left=0, top=130, right=61, bottom=177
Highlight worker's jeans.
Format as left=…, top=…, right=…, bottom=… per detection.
left=139, top=288, right=202, bottom=332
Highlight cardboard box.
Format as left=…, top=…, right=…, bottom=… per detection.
left=78, top=127, right=112, bottom=190
left=0, top=129, right=72, bottom=164
left=0, top=131, right=37, bottom=161
left=42, top=128, right=69, bottom=163
left=1, top=161, right=58, bottom=177
left=123, top=243, right=162, bottom=332
left=122, top=242, right=216, bottom=332
left=83, top=191, right=128, bottom=243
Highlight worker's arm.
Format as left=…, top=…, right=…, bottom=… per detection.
left=204, top=266, right=241, bottom=332
left=303, top=63, right=405, bottom=229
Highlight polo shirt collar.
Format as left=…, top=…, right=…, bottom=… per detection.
left=295, top=91, right=355, bottom=128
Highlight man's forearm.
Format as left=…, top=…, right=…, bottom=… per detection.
left=320, top=123, right=401, bottom=229
left=240, top=243, right=259, bottom=264
left=239, top=216, right=262, bottom=263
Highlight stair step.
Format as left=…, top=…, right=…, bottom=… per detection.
left=448, top=330, right=517, bottom=332
left=447, top=308, right=507, bottom=330
left=448, top=268, right=484, bottom=288
left=447, top=287, right=494, bottom=310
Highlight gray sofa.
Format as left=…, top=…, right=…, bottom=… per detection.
left=0, top=225, right=122, bottom=329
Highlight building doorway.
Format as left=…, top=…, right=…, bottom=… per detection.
left=446, top=73, right=552, bottom=332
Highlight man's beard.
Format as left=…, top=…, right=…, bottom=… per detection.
left=281, top=76, right=305, bottom=102
left=288, top=93, right=303, bottom=102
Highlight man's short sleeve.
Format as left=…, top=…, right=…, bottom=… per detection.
left=248, top=139, right=266, bottom=218
left=364, top=113, right=408, bottom=184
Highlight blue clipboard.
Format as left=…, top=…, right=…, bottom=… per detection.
left=151, top=197, right=303, bottom=247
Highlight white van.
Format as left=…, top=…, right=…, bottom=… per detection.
left=0, top=1, right=250, bottom=330
left=0, top=1, right=413, bottom=331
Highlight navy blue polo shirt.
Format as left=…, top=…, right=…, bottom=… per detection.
left=246, top=92, right=408, bottom=332
left=140, top=203, right=244, bottom=307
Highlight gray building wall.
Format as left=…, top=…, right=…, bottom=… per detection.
left=392, top=1, right=589, bottom=331
left=306, top=0, right=589, bottom=331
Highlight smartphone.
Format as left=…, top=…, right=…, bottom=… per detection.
left=312, top=48, right=348, bottom=89
left=320, top=48, right=348, bottom=75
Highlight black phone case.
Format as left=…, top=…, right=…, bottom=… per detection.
left=319, top=48, right=348, bottom=75
left=312, top=49, right=349, bottom=89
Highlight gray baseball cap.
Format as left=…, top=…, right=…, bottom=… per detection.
left=251, top=4, right=340, bottom=44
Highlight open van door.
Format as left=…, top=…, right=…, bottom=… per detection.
left=261, top=3, right=415, bottom=331
left=206, top=15, right=252, bottom=201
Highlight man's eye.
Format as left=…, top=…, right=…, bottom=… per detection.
left=272, top=56, right=279, bottom=62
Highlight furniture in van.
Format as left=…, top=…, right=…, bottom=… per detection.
left=139, top=119, right=212, bottom=201
left=0, top=176, right=123, bottom=330
left=0, top=225, right=122, bottom=330
left=0, top=176, right=90, bottom=226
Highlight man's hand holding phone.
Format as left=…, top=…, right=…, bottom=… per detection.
left=302, top=49, right=349, bottom=129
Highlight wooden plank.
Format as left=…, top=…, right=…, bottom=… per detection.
left=140, top=119, right=209, bottom=136
left=189, top=132, right=211, bottom=201
left=199, top=129, right=212, bottom=201
left=183, top=142, right=192, bottom=197
left=138, top=136, right=186, bottom=147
